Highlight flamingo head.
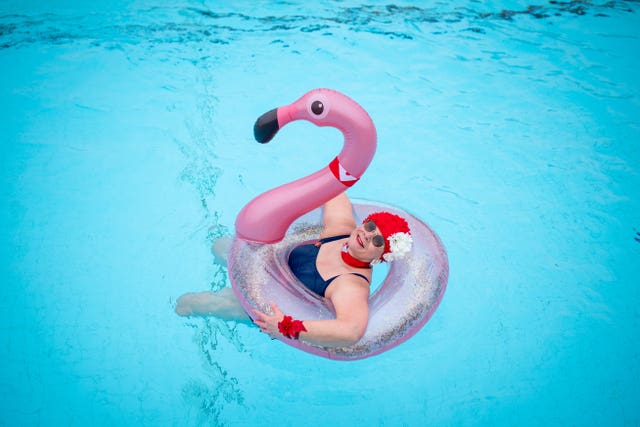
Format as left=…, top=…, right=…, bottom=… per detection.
left=253, top=88, right=375, bottom=144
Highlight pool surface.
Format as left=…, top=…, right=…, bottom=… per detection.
left=1, top=1, right=639, bottom=426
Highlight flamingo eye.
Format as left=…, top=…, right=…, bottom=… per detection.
left=311, top=100, right=324, bottom=115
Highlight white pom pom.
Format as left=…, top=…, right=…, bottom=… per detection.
left=382, top=232, right=413, bottom=262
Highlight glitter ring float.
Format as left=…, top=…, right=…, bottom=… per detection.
left=229, top=89, right=448, bottom=360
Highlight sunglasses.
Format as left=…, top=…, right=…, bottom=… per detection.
left=364, top=220, right=385, bottom=248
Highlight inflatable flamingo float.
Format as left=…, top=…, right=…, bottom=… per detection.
left=228, top=89, right=448, bottom=360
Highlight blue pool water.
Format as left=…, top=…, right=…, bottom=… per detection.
left=1, top=1, right=639, bottom=425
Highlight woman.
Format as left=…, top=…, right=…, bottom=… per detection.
left=176, top=192, right=412, bottom=347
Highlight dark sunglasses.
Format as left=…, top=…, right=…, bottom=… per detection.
left=364, top=220, right=385, bottom=248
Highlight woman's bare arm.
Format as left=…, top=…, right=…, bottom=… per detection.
left=253, top=276, right=369, bottom=347
left=320, top=192, right=357, bottom=238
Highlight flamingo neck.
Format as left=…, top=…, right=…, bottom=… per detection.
left=341, top=243, right=372, bottom=269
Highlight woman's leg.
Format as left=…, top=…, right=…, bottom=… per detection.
left=211, top=236, right=232, bottom=268
left=175, top=236, right=250, bottom=322
left=175, top=287, right=251, bottom=322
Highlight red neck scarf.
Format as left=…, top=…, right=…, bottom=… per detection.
left=341, top=243, right=372, bottom=269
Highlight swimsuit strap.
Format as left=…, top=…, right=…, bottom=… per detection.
left=317, top=234, right=350, bottom=245
left=326, top=272, right=370, bottom=286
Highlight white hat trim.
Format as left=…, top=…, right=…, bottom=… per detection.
left=382, top=232, right=413, bottom=263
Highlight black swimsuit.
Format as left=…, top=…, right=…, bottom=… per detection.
left=288, top=234, right=370, bottom=297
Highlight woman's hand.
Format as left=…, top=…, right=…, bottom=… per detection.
left=253, top=302, right=284, bottom=338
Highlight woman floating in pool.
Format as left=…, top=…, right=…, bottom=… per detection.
left=176, top=192, right=412, bottom=346
left=176, top=88, right=447, bottom=359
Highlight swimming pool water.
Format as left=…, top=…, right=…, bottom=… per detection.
left=1, top=1, right=639, bottom=426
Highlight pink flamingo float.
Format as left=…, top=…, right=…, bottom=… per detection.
left=228, top=89, right=448, bottom=360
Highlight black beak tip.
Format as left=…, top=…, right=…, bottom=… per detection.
left=253, top=108, right=279, bottom=144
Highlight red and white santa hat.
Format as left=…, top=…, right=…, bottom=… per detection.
left=363, top=211, right=413, bottom=263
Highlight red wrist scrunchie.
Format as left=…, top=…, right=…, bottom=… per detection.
left=278, top=315, right=307, bottom=339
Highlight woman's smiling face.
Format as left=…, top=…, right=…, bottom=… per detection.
left=348, top=220, right=385, bottom=262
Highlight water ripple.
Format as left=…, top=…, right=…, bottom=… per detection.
left=1, top=1, right=638, bottom=50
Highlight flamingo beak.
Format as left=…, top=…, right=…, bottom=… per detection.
left=254, top=108, right=280, bottom=144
